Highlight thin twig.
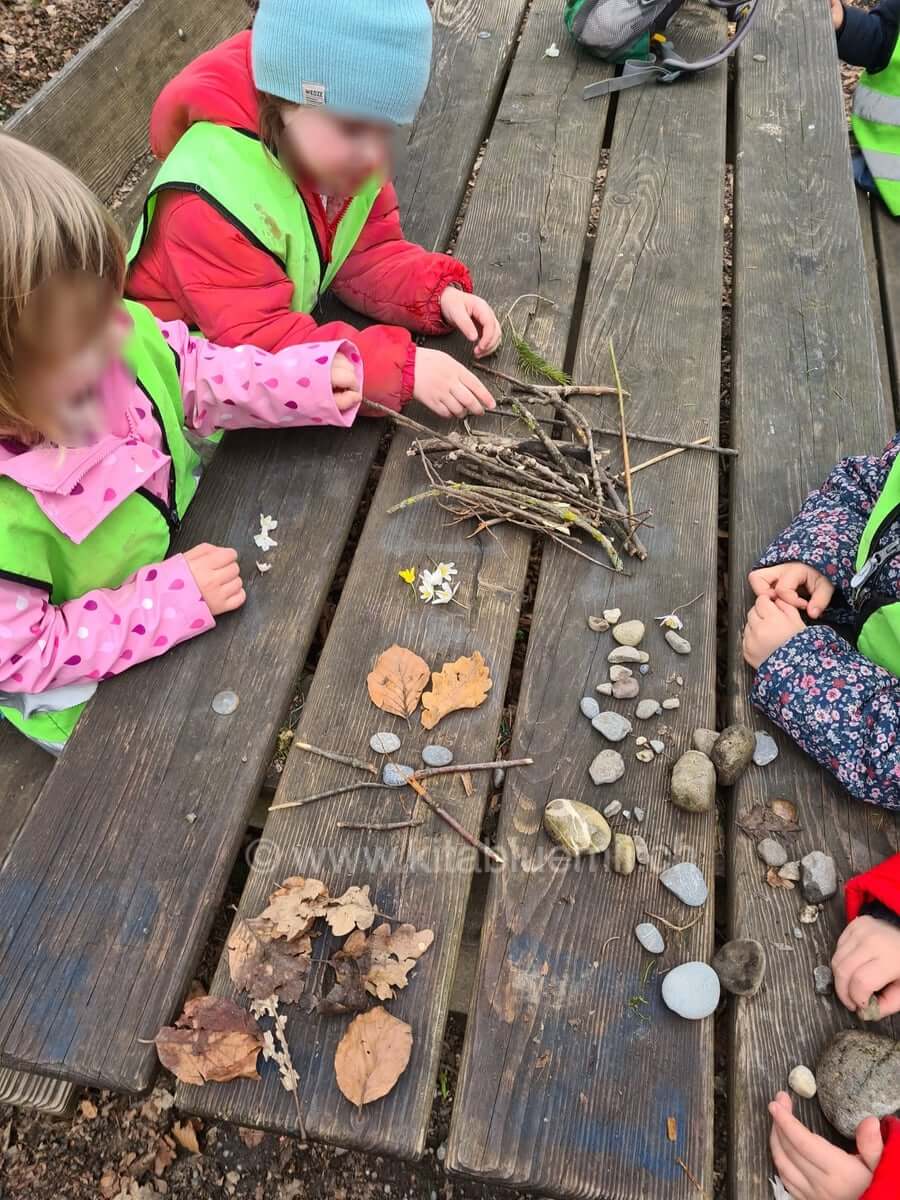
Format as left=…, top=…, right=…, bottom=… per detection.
left=676, top=1158, right=704, bottom=1194
left=475, top=363, right=620, bottom=398
left=270, top=783, right=391, bottom=811
left=627, top=438, right=712, bottom=475
left=336, top=819, right=424, bottom=832
left=407, top=776, right=504, bottom=865
left=644, top=910, right=704, bottom=933
left=599, top=935, right=622, bottom=958
left=294, top=740, right=377, bottom=776
left=415, top=756, right=533, bottom=781
left=487, top=409, right=737, bottom=456
left=609, top=340, right=634, bottom=520
left=668, top=591, right=706, bottom=616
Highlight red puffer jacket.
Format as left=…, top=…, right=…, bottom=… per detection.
left=126, top=31, right=473, bottom=413
left=845, top=855, right=900, bottom=1200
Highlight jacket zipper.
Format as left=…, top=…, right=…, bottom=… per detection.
left=126, top=402, right=181, bottom=536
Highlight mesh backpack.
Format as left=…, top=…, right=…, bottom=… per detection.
left=565, top=0, right=760, bottom=96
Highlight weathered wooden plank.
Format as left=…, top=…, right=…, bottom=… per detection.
left=0, top=723, right=52, bottom=866
left=872, top=200, right=900, bottom=420
left=5, top=0, right=248, bottom=202
left=447, top=8, right=727, bottom=1197
left=179, top=1, right=611, bottom=1158
left=729, top=5, right=900, bottom=1196
left=858, top=193, right=893, bottom=411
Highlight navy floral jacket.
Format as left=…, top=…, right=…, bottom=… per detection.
left=751, top=432, right=900, bottom=811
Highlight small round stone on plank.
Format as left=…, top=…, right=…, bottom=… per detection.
left=212, top=690, right=239, bottom=715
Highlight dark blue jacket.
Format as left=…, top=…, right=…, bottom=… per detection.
left=837, top=0, right=900, bottom=73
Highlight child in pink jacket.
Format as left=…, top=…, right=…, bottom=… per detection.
left=0, top=133, right=362, bottom=752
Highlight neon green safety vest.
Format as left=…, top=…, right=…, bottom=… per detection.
left=127, top=123, right=383, bottom=314
left=852, top=39, right=900, bottom=217
left=0, top=301, right=201, bottom=747
left=852, top=453, right=900, bottom=676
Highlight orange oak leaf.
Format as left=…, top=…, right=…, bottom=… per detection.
left=420, top=651, right=492, bottom=730
left=367, top=645, right=431, bottom=719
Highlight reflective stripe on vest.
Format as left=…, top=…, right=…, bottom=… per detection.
left=852, top=39, right=900, bottom=215
left=127, top=123, right=382, bottom=314
left=854, top=453, right=900, bottom=678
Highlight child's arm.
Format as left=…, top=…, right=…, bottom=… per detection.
left=159, top=321, right=363, bottom=437
left=834, top=854, right=900, bottom=1016
left=835, top=0, right=900, bottom=72
left=0, top=555, right=216, bottom=696
left=750, top=625, right=900, bottom=810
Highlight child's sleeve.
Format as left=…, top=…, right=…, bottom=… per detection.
left=160, top=321, right=363, bottom=436
left=750, top=626, right=900, bottom=810
left=0, top=558, right=214, bottom=696
left=846, top=853, right=900, bottom=921
left=757, top=434, right=900, bottom=600
left=861, top=1117, right=900, bottom=1200
left=837, top=0, right=900, bottom=72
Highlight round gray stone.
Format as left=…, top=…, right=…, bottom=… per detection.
left=665, top=631, right=692, bottom=655
left=817, top=1031, right=900, bottom=1137
left=670, top=750, right=716, bottom=813
left=592, top=711, right=633, bottom=742
left=712, top=939, right=766, bottom=996
left=612, top=619, right=645, bottom=647
left=636, top=699, right=662, bottom=720
left=662, top=962, right=720, bottom=1019
left=801, top=851, right=838, bottom=904
left=580, top=696, right=601, bottom=720
left=589, top=750, right=625, bottom=785
left=753, top=731, right=779, bottom=766
left=660, top=862, right=709, bottom=907
left=211, top=690, right=239, bottom=716
left=814, top=965, right=834, bottom=995
left=370, top=731, right=401, bottom=755
left=639, top=664, right=650, bottom=676
left=757, top=837, right=788, bottom=868
left=383, top=763, right=415, bottom=787
left=635, top=922, right=665, bottom=954
left=422, top=744, right=453, bottom=768
left=612, top=678, right=640, bottom=700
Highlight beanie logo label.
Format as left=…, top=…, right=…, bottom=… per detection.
left=301, top=82, right=327, bottom=106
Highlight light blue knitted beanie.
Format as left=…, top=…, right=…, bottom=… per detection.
left=252, top=0, right=433, bottom=127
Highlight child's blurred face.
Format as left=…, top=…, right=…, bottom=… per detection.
left=11, top=273, right=127, bottom=445
left=280, top=105, right=392, bottom=195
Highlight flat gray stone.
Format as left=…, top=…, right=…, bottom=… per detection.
left=212, top=690, right=239, bottom=716
left=757, top=837, right=788, bottom=868
left=817, top=1031, right=900, bottom=1137
left=665, top=631, right=692, bottom=655
left=370, top=731, right=401, bottom=755
left=580, top=696, right=601, bottom=720
left=603, top=800, right=622, bottom=818
left=383, top=763, right=415, bottom=787
left=596, top=683, right=614, bottom=696
left=609, top=665, right=633, bottom=682
left=589, top=750, right=625, bottom=786
left=592, top=711, right=633, bottom=742
left=612, top=678, right=640, bottom=700
left=636, top=699, right=662, bottom=720
left=670, top=750, right=716, bottom=813
left=650, top=739, right=665, bottom=754
left=753, top=731, right=779, bottom=767
left=609, top=646, right=650, bottom=665
left=712, top=939, right=766, bottom=996
left=633, top=807, right=645, bottom=823
left=422, top=744, right=453, bottom=768
left=814, top=965, right=834, bottom=995
left=635, top=922, right=665, bottom=954
left=660, top=862, right=709, bottom=907
left=662, top=962, right=720, bottom=1019
left=692, top=728, right=720, bottom=756
left=662, top=698, right=681, bottom=710
left=633, top=834, right=650, bottom=865
left=801, top=851, right=838, bottom=904
left=612, top=619, right=645, bottom=647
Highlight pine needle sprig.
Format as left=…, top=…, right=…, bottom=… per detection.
left=507, top=322, right=571, bottom=385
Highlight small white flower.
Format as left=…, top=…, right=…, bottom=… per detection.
left=256, top=560, right=273, bottom=574
left=254, top=514, right=279, bottom=552
left=545, top=42, right=561, bottom=57
left=418, top=574, right=437, bottom=603
left=432, top=561, right=458, bottom=582
left=656, top=613, right=684, bottom=631
left=432, top=582, right=460, bottom=606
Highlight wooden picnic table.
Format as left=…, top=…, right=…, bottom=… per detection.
left=2, top=0, right=899, bottom=1196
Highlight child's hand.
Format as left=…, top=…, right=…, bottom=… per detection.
left=439, top=289, right=503, bottom=359
left=331, top=352, right=363, bottom=412
left=749, top=562, right=835, bottom=618
left=184, top=545, right=246, bottom=617
left=769, top=1092, right=881, bottom=1200
left=832, top=0, right=844, bottom=29
left=413, top=347, right=497, bottom=418
left=742, top=594, right=806, bottom=668
left=832, top=914, right=900, bottom=1016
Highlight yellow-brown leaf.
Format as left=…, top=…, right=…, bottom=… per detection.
left=334, top=1007, right=412, bottom=1108
left=420, top=652, right=492, bottom=730
left=367, top=644, right=431, bottom=719
left=154, top=997, right=263, bottom=1087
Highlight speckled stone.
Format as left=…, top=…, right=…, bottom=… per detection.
left=592, top=712, right=633, bottom=742
left=370, top=731, right=401, bottom=755
left=422, top=745, right=453, bottom=768
left=636, top=699, right=662, bottom=720
left=758, top=837, right=788, bottom=868
left=635, top=922, right=665, bottom=954
left=383, top=763, right=415, bottom=787
left=670, top=751, right=716, bottom=813
left=817, top=1032, right=900, bottom=1137
left=612, top=619, right=645, bottom=647
left=610, top=833, right=636, bottom=875
left=801, top=851, right=838, bottom=904
left=814, top=965, right=834, bottom=995
left=660, top=862, right=709, bottom=907
left=589, top=750, right=625, bottom=785
left=612, top=678, right=641, bottom=700
left=665, top=631, right=692, bottom=655
left=692, top=728, right=720, bottom=756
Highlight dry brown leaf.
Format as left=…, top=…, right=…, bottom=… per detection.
left=154, top=996, right=263, bottom=1086
left=367, top=644, right=431, bottom=719
left=420, top=651, right=492, bottom=730
left=228, top=917, right=312, bottom=1003
left=153, top=1135, right=176, bottom=1176
left=318, top=953, right=369, bottom=1016
left=325, top=885, right=376, bottom=937
left=667, top=1116, right=678, bottom=1142
left=766, top=867, right=795, bottom=890
left=737, top=801, right=801, bottom=842
left=334, top=1007, right=413, bottom=1108
left=771, top=798, right=798, bottom=823
left=258, top=876, right=330, bottom=940
left=337, top=922, right=434, bottom=1002
left=79, top=1098, right=98, bottom=1120
left=171, top=1119, right=201, bottom=1154
left=238, top=1127, right=266, bottom=1149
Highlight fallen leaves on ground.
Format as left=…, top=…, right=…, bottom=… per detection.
left=367, top=644, right=431, bottom=719
left=334, top=1007, right=413, bottom=1108
left=259, top=876, right=330, bottom=940
left=79, top=1098, right=98, bottom=1120
left=153, top=1134, right=177, bottom=1175
left=333, top=922, right=435, bottom=1002
left=171, top=1119, right=201, bottom=1154
left=737, top=799, right=801, bottom=841
left=154, top=996, right=263, bottom=1086
left=325, top=884, right=376, bottom=936
left=420, top=651, right=492, bottom=730
left=228, top=917, right=312, bottom=1003
left=766, top=867, right=795, bottom=891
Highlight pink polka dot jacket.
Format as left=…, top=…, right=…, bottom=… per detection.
left=751, top=433, right=900, bottom=811
left=0, top=304, right=361, bottom=749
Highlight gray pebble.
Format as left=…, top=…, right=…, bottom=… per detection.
left=660, top=862, right=709, bottom=907
left=635, top=922, right=665, bottom=954
left=692, top=728, right=720, bottom=756
left=612, top=678, right=641, bottom=700
left=817, top=1031, right=900, bottom=1137
left=596, top=683, right=614, bottom=696
left=612, top=619, right=645, bottom=647
left=752, top=52, right=767, bottom=61
left=662, top=698, right=681, bottom=710
left=370, top=731, right=401, bottom=755
left=753, top=731, right=779, bottom=767
left=636, top=699, right=662, bottom=720
left=211, top=689, right=239, bottom=716
left=779, top=860, right=801, bottom=882
left=650, top=739, right=665, bottom=754
left=639, top=664, right=650, bottom=676
left=793, top=927, right=803, bottom=939
left=603, top=608, right=622, bottom=624
left=633, top=807, right=645, bottom=823
left=662, top=962, right=720, bottom=1019
left=587, top=616, right=610, bottom=632
left=712, top=939, right=766, bottom=996
left=757, top=837, right=788, bottom=868
left=609, top=646, right=650, bottom=665
left=492, top=767, right=506, bottom=790
left=635, top=748, right=655, bottom=763
left=580, top=696, right=601, bottom=720
left=592, top=711, right=633, bottom=742
left=609, top=665, right=633, bottom=682
left=589, top=750, right=625, bottom=786
left=670, top=750, right=716, bottom=813
left=603, top=800, right=622, bottom=818
left=633, top=834, right=650, bottom=865
left=801, top=851, right=838, bottom=904
left=422, top=744, right=453, bottom=768
left=383, top=763, right=415, bottom=787
left=811, top=964, right=833, bottom=994
left=665, top=631, right=692, bottom=655
left=788, top=1066, right=817, bottom=1099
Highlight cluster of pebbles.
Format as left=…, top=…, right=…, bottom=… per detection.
left=369, top=731, right=455, bottom=784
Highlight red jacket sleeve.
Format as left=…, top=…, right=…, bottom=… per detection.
left=330, top=182, right=473, bottom=334
left=127, top=191, right=415, bottom=413
left=862, top=1117, right=900, bottom=1200
left=846, top=854, right=900, bottom=921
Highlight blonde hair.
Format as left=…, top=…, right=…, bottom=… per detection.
left=0, top=132, right=125, bottom=439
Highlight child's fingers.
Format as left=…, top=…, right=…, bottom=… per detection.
left=451, top=301, right=480, bottom=343
left=457, top=365, right=496, bottom=410
left=876, top=978, right=900, bottom=1016
left=808, top=575, right=834, bottom=618
left=773, top=586, right=808, bottom=609
left=848, top=961, right=886, bottom=1010
left=220, top=587, right=246, bottom=613
left=450, top=382, right=486, bottom=416
left=748, top=568, right=778, bottom=597
left=769, top=1122, right=812, bottom=1200
left=856, top=1115, right=885, bottom=1171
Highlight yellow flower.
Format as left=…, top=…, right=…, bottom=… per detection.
left=398, top=567, right=417, bottom=591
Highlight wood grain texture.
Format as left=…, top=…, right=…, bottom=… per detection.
left=178, top=0, right=609, bottom=1159
left=6, top=0, right=249, bottom=202
left=0, top=723, right=52, bottom=866
left=872, top=200, right=900, bottom=421
left=729, top=5, right=900, bottom=1196
left=447, top=7, right=727, bottom=1197
left=858, top=194, right=893, bottom=411
left=0, top=422, right=381, bottom=1091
